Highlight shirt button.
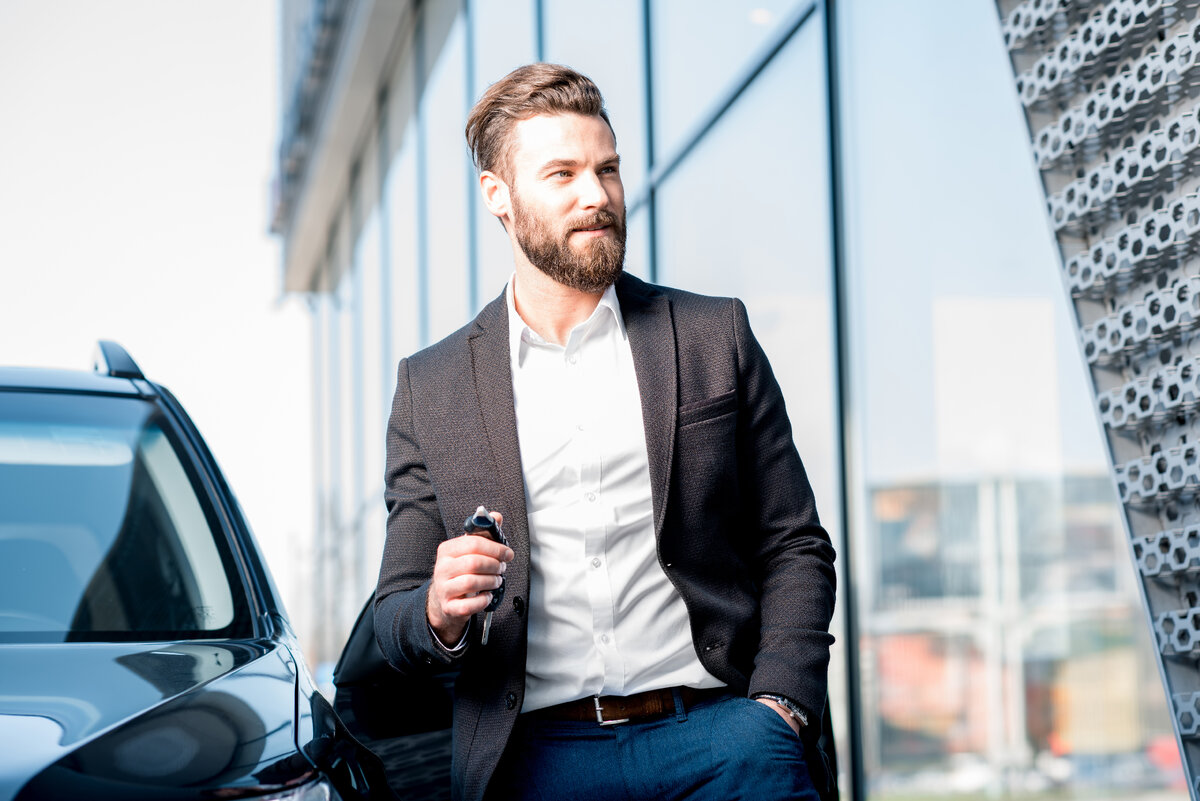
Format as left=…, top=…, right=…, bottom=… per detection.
left=591, top=557, right=602, bottom=568
left=600, top=634, right=610, bottom=644
left=576, top=423, right=585, bottom=431
left=568, top=355, right=578, bottom=365
left=586, top=492, right=597, bottom=502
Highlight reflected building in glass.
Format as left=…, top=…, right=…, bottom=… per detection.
left=270, top=0, right=1187, bottom=798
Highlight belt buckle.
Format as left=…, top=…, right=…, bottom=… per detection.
left=593, top=696, right=630, bottom=726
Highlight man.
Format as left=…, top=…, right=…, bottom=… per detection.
left=374, top=63, right=836, bottom=801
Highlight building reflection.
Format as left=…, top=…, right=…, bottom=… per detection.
left=864, top=475, right=1179, bottom=794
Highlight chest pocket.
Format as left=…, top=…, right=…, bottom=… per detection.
left=678, top=389, right=737, bottom=427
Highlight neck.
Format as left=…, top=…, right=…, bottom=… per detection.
left=511, top=263, right=604, bottom=346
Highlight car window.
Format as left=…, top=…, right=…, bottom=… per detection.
left=0, top=391, right=251, bottom=642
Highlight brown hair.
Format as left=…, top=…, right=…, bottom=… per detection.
left=465, top=63, right=613, bottom=180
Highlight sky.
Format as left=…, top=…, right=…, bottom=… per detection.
left=0, top=2, right=313, bottom=618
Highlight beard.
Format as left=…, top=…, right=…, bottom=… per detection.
left=510, top=188, right=626, bottom=294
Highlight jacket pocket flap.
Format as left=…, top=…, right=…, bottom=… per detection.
left=678, top=389, right=737, bottom=426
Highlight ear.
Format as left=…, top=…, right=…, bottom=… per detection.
left=480, top=171, right=511, bottom=224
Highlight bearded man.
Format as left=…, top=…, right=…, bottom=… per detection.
left=373, top=63, right=837, bottom=801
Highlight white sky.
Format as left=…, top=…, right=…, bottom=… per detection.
left=0, top=2, right=314, bottom=623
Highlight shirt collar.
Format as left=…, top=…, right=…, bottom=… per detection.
left=505, top=274, right=627, bottom=368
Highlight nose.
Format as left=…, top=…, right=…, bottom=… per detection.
left=576, top=170, right=609, bottom=210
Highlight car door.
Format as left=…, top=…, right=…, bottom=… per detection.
left=333, top=598, right=456, bottom=801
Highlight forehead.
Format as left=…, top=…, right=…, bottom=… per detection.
left=508, top=113, right=617, bottom=172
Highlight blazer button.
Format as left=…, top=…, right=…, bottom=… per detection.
left=512, top=596, right=525, bottom=616
left=505, top=692, right=518, bottom=710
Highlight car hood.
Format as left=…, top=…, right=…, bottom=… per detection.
left=0, top=639, right=315, bottom=800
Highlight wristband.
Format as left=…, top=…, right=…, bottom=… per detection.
left=752, top=693, right=809, bottom=728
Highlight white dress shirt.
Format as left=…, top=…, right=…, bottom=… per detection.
left=506, top=277, right=725, bottom=712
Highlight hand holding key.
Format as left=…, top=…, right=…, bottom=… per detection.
left=463, top=507, right=508, bottom=644
left=426, top=509, right=513, bottom=647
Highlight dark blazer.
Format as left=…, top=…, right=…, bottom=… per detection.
left=375, top=273, right=837, bottom=801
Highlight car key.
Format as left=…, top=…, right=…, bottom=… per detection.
left=463, top=506, right=507, bottom=645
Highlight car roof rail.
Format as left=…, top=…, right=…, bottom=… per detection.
left=93, top=340, right=145, bottom=380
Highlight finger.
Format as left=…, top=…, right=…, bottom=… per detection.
left=440, top=593, right=493, bottom=618
left=444, top=553, right=509, bottom=576
left=440, top=535, right=512, bottom=561
left=440, top=573, right=504, bottom=600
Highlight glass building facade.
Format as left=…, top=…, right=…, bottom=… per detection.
left=272, top=1, right=1188, bottom=797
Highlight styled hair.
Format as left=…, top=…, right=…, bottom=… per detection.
left=465, top=63, right=613, bottom=179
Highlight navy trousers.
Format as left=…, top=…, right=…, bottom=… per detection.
left=484, top=691, right=820, bottom=801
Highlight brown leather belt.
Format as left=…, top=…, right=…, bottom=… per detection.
left=527, top=686, right=729, bottom=726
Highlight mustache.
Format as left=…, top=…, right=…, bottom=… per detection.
left=568, top=210, right=622, bottom=232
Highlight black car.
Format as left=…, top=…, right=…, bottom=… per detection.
left=0, top=342, right=393, bottom=801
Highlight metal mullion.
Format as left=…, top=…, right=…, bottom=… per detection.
left=464, top=0, right=480, bottom=311
left=415, top=4, right=430, bottom=348
left=534, top=0, right=544, bottom=61
left=822, top=1, right=864, bottom=799
left=348, top=160, right=368, bottom=599
left=641, top=0, right=657, bottom=283
left=378, top=88, right=395, bottom=412
left=308, top=294, right=327, bottom=663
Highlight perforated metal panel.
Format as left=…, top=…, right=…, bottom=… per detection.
left=998, top=0, right=1200, bottom=794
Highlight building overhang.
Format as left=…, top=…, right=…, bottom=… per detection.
left=271, top=0, right=413, bottom=294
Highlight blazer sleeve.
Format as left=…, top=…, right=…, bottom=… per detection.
left=374, top=357, right=467, bottom=673
left=733, top=298, right=837, bottom=719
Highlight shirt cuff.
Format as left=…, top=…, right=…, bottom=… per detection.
left=429, top=620, right=471, bottom=655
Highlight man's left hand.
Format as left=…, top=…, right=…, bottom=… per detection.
left=755, top=697, right=801, bottom=736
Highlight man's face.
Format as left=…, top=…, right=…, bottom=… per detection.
left=505, top=113, right=626, bottom=294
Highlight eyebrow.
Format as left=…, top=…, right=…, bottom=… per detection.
left=539, top=154, right=621, bottom=173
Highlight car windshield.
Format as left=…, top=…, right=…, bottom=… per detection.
left=0, top=390, right=250, bottom=642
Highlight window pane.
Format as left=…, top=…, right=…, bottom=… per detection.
left=625, top=205, right=650, bottom=282
left=656, top=18, right=835, bottom=526
left=386, top=124, right=421, bottom=366
left=838, top=1, right=1184, bottom=795
left=469, top=0, right=537, bottom=310
left=650, top=0, right=808, bottom=161
left=471, top=0, right=535, bottom=96
left=544, top=0, right=647, bottom=201
left=422, top=6, right=471, bottom=345
left=383, top=19, right=421, bottom=374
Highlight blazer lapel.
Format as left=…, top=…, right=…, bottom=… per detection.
left=617, top=274, right=677, bottom=541
left=468, top=294, right=530, bottom=557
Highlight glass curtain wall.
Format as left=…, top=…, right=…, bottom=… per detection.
left=296, top=0, right=1188, bottom=796
left=836, top=1, right=1185, bottom=798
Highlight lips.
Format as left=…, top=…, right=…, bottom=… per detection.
left=570, top=211, right=619, bottom=235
